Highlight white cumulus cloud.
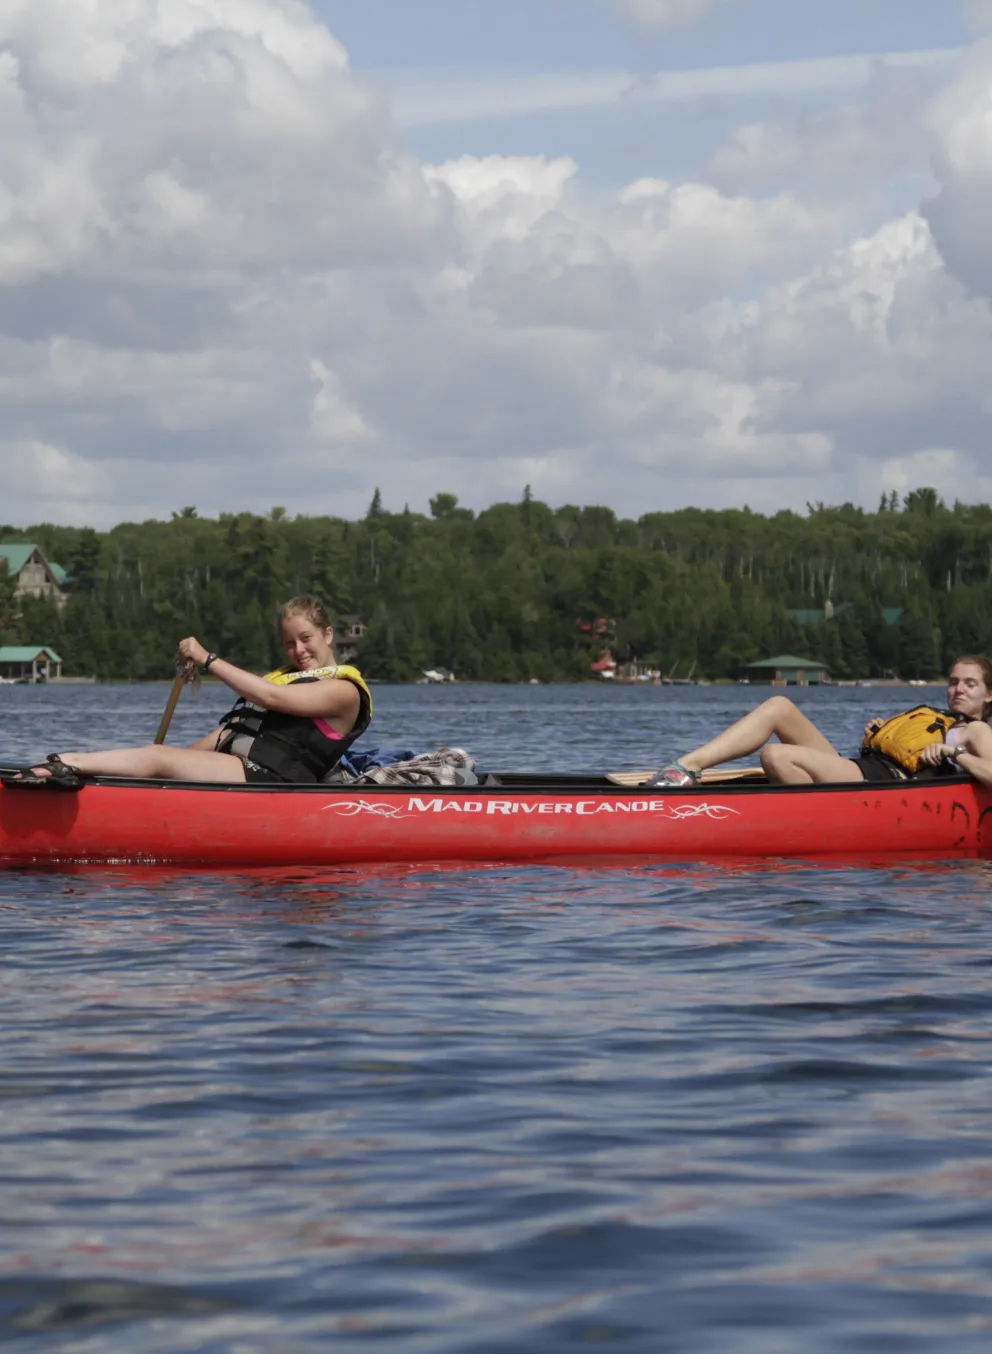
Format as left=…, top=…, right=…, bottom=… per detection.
left=2, top=0, right=992, bottom=526
left=602, top=0, right=737, bottom=30
left=921, top=39, right=992, bottom=299
left=964, top=0, right=992, bottom=31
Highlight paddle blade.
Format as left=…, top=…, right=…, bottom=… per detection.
left=606, top=767, right=766, bottom=787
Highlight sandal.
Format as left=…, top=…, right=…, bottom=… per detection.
left=0, top=768, right=48, bottom=789
left=645, top=759, right=701, bottom=788
left=0, top=756, right=83, bottom=791
left=45, top=754, right=84, bottom=789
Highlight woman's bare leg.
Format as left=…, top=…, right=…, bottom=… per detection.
left=37, top=746, right=247, bottom=782
left=679, top=696, right=840, bottom=774
left=188, top=727, right=226, bottom=752
left=761, top=743, right=864, bottom=785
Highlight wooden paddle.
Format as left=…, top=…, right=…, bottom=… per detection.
left=154, top=656, right=200, bottom=745
left=606, top=766, right=766, bottom=787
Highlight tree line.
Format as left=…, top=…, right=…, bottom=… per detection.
left=2, top=486, right=991, bottom=682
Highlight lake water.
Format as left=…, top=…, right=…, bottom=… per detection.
left=3, top=682, right=992, bottom=1352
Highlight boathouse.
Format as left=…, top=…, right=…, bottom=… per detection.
left=744, top=654, right=828, bottom=686
left=0, top=646, right=63, bottom=683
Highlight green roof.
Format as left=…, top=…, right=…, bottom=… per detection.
left=0, top=542, right=67, bottom=585
left=746, top=654, right=828, bottom=669
left=788, top=604, right=904, bottom=626
left=787, top=603, right=853, bottom=623
left=0, top=646, right=63, bottom=663
left=0, top=542, right=39, bottom=574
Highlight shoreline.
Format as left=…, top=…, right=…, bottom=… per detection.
left=29, top=676, right=948, bottom=688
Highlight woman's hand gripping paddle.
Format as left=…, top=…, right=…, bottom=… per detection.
left=154, top=654, right=201, bottom=745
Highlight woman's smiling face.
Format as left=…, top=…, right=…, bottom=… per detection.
left=279, top=614, right=335, bottom=671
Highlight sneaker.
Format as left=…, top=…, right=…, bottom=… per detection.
left=645, top=761, right=700, bottom=788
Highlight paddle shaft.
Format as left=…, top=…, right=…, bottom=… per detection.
left=154, top=674, right=185, bottom=745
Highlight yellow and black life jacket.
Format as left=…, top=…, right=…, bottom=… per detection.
left=861, top=705, right=962, bottom=775
left=219, top=664, right=372, bottom=783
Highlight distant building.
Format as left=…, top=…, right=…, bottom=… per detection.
left=787, top=601, right=903, bottom=625
left=338, top=614, right=367, bottom=640
left=0, top=646, right=63, bottom=683
left=743, top=654, right=828, bottom=686
left=590, top=652, right=617, bottom=679
left=0, top=542, right=71, bottom=609
left=335, top=613, right=367, bottom=663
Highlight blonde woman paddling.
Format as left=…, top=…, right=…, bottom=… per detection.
left=11, top=596, right=372, bottom=787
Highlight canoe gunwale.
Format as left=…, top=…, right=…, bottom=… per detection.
left=0, top=766, right=977, bottom=797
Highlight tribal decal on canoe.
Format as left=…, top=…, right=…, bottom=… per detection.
left=667, top=803, right=741, bottom=821
left=322, top=799, right=408, bottom=819
left=321, top=797, right=741, bottom=820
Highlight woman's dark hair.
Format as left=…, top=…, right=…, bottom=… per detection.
left=278, top=595, right=333, bottom=633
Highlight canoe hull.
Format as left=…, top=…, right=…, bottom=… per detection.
left=2, top=775, right=991, bottom=866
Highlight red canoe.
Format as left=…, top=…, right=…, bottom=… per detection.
left=2, top=770, right=991, bottom=866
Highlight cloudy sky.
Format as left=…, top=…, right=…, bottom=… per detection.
left=2, top=0, right=992, bottom=527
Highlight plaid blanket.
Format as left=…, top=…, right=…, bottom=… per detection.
left=325, top=747, right=478, bottom=788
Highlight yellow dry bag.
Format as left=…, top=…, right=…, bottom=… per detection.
left=861, top=705, right=959, bottom=774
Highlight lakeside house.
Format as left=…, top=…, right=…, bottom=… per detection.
left=0, top=646, right=63, bottom=683
left=0, top=542, right=71, bottom=609
left=335, top=613, right=367, bottom=664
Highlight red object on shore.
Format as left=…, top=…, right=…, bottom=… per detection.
left=1, top=773, right=990, bottom=866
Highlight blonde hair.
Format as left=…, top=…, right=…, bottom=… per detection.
left=278, top=594, right=335, bottom=653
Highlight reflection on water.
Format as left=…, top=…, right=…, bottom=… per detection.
left=3, top=685, right=992, bottom=1351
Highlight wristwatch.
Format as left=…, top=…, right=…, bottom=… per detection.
left=203, top=653, right=220, bottom=672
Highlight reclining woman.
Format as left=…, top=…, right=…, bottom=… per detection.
left=650, top=656, right=992, bottom=788
left=15, top=595, right=372, bottom=786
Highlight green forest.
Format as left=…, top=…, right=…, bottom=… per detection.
left=3, top=487, right=992, bottom=682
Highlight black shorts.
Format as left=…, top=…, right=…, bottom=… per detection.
left=852, top=754, right=906, bottom=784
left=242, top=758, right=286, bottom=784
